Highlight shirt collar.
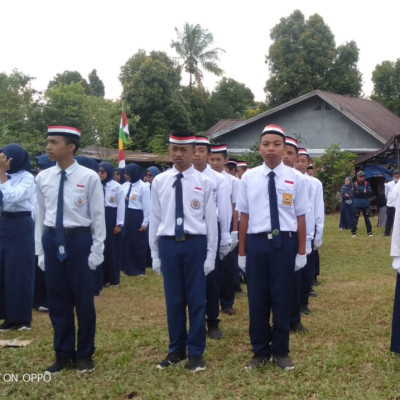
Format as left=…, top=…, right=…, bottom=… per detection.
left=55, top=160, right=79, bottom=175
left=262, top=161, right=284, bottom=177
left=172, top=164, right=195, bottom=178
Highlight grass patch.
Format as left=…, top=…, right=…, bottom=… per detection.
left=1, top=214, right=400, bottom=399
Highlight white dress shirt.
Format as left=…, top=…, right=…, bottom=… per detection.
left=122, top=180, right=151, bottom=227
left=149, top=165, right=218, bottom=261
left=104, top=179, right=125, bottom=226
left=35, top=161, right=106, bottom=256
left=236, top=161, right=309, bottom=233
left=386, top=180, right=399, bottom=208
left=202, top=165, right=232, bottom=246
left=310, top=176, right=325, bottom=242
left=0, top=170, right=35, bottom=212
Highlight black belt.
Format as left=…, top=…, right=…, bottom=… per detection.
left=45, top=226, right=91, bottom=236
left=0, top=211, right=31, bottom=218
left=250, top=231, right=296, bottom=239
left=160, top=234, right=203, bottom=242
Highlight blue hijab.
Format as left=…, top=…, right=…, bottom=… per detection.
left=341, top=177, right=353, bottom=198
left=35, top=154, right=56, bottom=170
left=114, top=167, right=126, bottom=184
left=75, top=156, right=99, bottom=172
left=0, top=144, right=31, bottom=173
left=125, top=163, right=142, bottom=183
left=146, top=166, right=161, bottom=178
left=99, top=161, right=114, bottom=185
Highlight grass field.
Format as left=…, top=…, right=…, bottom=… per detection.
left=1, top=214, right=400, bottom=399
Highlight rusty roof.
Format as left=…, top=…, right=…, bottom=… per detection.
left=210, top=90, right=400, bottom=144
left=206, top=119, right=242, bottom=137
left=80, top=146, right=171, bottom=163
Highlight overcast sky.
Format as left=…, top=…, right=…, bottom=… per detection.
left=1, top=0, right=399, bottom=102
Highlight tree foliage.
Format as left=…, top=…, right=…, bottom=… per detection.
left=171, top=23, right=225, bottom=91
left=205, top=78, right=255, bottom=128
left=48, top=70, right=90, bottom=94
left=313, top=143, right=355, bottom=213
left=88, top=69, right=105, bottom=97
left=265, top=10, right=362, bottom=107
left=371, top=59, right=400, bottom=116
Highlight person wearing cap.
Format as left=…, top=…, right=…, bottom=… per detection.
left=225, top=158, right=238, bottom=177
left=32, top=155, right=56, bottom=313
left=98, top=162, right=125, bottom=286
left=0, top=144, right=35, bottom=332
left=209, top=144, right=239, bottom=315
left=282, top=137, right=312, bottom=334
left=149, top=129, right=217, bottom=372
left=237, top=124, right=308, bottom=370
left=121, top=163, right=150, bottom=276
left=384, top=171, right=400, bottom=236
left=35, top=126, right=106, bottom=374
left=351, top=170, right=372, bottom=237
left=295, top=148, right=324, bottom=313
left=193, top=135, right=231, bottom=340
left=236, top=161, right=248, bottom=179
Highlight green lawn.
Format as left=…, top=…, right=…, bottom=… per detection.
left=1, top=214, right=400, bottom=399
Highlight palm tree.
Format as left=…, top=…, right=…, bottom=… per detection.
left=171, top=23, right=225, bottom=91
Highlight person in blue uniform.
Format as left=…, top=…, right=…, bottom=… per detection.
left=35, top=126, right=105, bottom=374
left=99, top=161, right=125, bottom=286
left=236, top=124, right=308, bottom=370
left=33, top=155, right=56, bottom=313
left=0, top=144, right=35, bottom=332
left=121, top=163, right=150, bottom=276
left=351, top=170, right=372, bottom=237
left=149, top=129, right=217, bottom=372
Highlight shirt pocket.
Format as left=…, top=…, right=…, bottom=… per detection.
left=276, top=184, right=295, bottom=208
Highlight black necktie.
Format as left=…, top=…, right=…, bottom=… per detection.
left=56, top=170, right=67, bottom=261
left=173, top=173, right=184, bottom=240
left=125, top=183, right=132, bottom=208
left=268, top=171, right=282, bottom=248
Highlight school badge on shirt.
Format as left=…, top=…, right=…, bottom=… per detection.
left=282, top=193, right=293, bottom=206
left=190, top=199, right=201, bottom=209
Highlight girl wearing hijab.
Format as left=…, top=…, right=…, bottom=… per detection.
left=0, top=144, right=35, bottom=331
left=114, top=168, right=126, bottom=185
left=98, top=162, right=125, bottom=286
left=144, top=166, right=161, bottom=186
left=339, top=177, right=354, bottom=230
left=121, top=163, right=150, bottom=276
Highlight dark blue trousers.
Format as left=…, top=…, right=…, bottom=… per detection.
left=103, top=207, right=121, bottom=285
left=391, top=273, right=400, bottom=354
left=301, top=249, right=316, bottom=307
left=159, top=236, right=207, bottom=356
left=33, top=259, right=48, bottom=309
left=42, top=229, right=96, bottom=360
left=206, top=269, right=220, bottom=327
left=246, top=234, right=297, bottom=358
left=290, top=270, right=302, bottom=327
left=122, top=209, right=147, bottom=276
left=218, top=250, right=236, bottom=309
left=0, top=215, right=34, bottom=324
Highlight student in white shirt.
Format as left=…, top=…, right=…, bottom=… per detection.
left=35, top=126, right=105, bottom=374
left=149, top=129, right=217, bottom=372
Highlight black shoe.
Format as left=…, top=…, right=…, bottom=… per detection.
left=221, top=307, right=235, bottom=315
left=273, top=355, right=294, bottom=370
left=208, top=325, right=223, bottom=340
left=309, top=290, right=317, bottom=297
left=0, top=321, right=14, bottom=332
left=291, top=322, right=308, bottom=333
left=245, top=355, right=270, bottom=369
left=76, top=356, right=95, bottom=373
left=156, top=349, right=187, bottom=369
left=45, top=358, right=75, bottom=374
left=188, top=355, right=206, bottom=372
left=300, top=305, right=311, bottom=315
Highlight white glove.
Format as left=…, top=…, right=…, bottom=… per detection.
left=306, top=245, right=312, bottom=255
left=152, top=258, right=161, bottom=275
left=88, top=252, right=104, bottom=270
left=295, top=254, right=307, bottom=272
left=393, top=257, right=400, bottom=273
left=38, top=255, right=45, bottom=272
left=230, top=231, right=238, bottom=251
left=203, top=259, right=215, bottom=276
left=313, top=239, right=322, bottom=250
left=219, top=244, right=231, bottom=260
left=238, top=255, right=246, bottom=273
